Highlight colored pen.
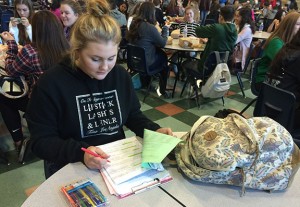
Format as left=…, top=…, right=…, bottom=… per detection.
left=81, top=147, right=110, bottom=162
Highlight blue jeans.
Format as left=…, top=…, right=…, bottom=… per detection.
left=200, top=10, right=208, bottom=25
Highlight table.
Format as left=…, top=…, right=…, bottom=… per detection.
left=21, top=162, right=182, bottom=207
left=164, top=38, right=205, bottom=52
left=164, top=39, right=204, bottom=98
left=163, top=167, right=300, bottom=207
left=23, top=131, right=300, bottom=207
left=253, top=31, right=271, bottom=39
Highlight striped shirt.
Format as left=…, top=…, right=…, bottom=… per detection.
left=179, top=22, right=200, bottom=37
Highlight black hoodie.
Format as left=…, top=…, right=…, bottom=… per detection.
left=26, top=56, right=160, bottom=167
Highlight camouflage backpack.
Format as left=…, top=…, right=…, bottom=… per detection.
left=175, top=113, right=300, bottom=195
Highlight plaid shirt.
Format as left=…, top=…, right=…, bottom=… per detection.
left=5, top=40, right=44, bottom=95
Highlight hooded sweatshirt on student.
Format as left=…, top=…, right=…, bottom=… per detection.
left=26, top=56, right=160, bottom=167
left=195, top=22, right=237, bottom=72
left=110, top=8, right=127, bottom=26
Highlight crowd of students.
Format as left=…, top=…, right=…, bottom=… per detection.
left=0, top=0, right=300, bottom=177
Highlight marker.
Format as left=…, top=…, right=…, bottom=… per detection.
left=81, top=147, right=110, bottom=162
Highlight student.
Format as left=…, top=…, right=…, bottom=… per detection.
left=232, top=7, right=255, bottom=73
left=50, top=0, right=62, bottom=20
left=60, top=0, right=82, bottom=41
left=26, top=0, right=173, bottom=178
left=183, top=5, right=237, bottom=78
left=9, top=0, right=34, bottom=45
left=154, top=0, right=165, bottom=27
left=266, top=9, right=286, bottom=33
left=269, top=29, right=300, bottom=129
left=109, top=0, right=127, bottom=27
left=255, top=12, right=300, bottom=91
left=126, top=2, right=171, bottom=98
left=179, top=6, right=200, bottom=37
left=118, top=1, right=128, bottom=19
left=0, top=11, right=69, bottom=159
left=199, top=0, right=211, bottom=25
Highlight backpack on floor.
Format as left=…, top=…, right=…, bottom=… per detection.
left=201, top=52, right=231, bottom=98
left=175, top=113, right=300, bottom=195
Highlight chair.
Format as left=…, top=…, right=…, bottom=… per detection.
left=180, top=51, right=230, bottom=108
left=236, top=43, right=254, bottom=98
left=0, top=9, right=13, bottom=32
left=127, top=43, right=164, bottom=102
left=118, top=25, right=128, bottom=62
left=253, top=82, right=297, bottom=134
left=239, top=58, right=261, bottom=115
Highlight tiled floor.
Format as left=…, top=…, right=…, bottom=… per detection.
left=0, top=70, right=255, bottom=207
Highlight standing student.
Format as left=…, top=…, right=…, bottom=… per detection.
left=60, top=0, right=83, bottom=41
left=9, top=0, right=34, bottom=45
left=26, top=0, right=173, bottom=178
left=0, top=11, right=69, bottom=160
left=255, top=12, right=300, bottom=91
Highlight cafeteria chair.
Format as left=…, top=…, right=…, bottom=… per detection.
left=127, top=44, right=165, bottom=102
left=180, top=51, right=230, bottom=108
left=239, top=58, right=261, bottom=115
left=236, top=43, right=254, bottom=98
left=253, top=82, right=300, bottom=146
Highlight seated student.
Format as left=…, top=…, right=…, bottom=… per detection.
left=154, top=0, right=165, bottom=28
left=26, top=0, right=173, bottom=178
left=166, top=0, right=183, bottom=17
left=60, top=0, right=83, bottom=41
left=179, top=6, right=200, bottom=37
left=262, top=2, right=277, bottom=31
left=266, top=8, right=286, bottom=33
left=206, top=0, right=221, bottom=24
left=9, top=0, right=34, bottom=45
left=50, top=0, right=62, bottom=20
left=0, top=11, right=69, bottom=158
left=169, top=6, right=201, bottom=73
left=126, top=2, right=171, bottom=98
left=255, top=12, right=300, bottom=92
left=118, top=1, right=128, bottom=19
left=109, top=0, right=127, bottom=27
left=268, top=29, right=300, bottom=129
left=182, top=5, right=237, bottom=79
left=231, top=7, right=255, bottom=73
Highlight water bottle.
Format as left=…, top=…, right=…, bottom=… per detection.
left=183, top=25, right=188, bottom=38
left=258, top=23, right=264, bottom=33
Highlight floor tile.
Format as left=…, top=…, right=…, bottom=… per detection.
left=155, top=103, right=185, bottom=116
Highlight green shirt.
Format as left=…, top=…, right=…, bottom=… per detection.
left=256, top=37, right=284, bottom=83
left=195, top=23, right=237, bottom=72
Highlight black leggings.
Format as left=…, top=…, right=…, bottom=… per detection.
left=0, top=94, right=28, bottom=143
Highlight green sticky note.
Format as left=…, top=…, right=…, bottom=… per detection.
left=142, top=129, right=181, bottom=163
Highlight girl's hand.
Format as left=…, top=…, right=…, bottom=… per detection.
left=0, top=32, right=15, bottom=42
left=20, top=17, right=30, bottom=27
left=10, top=17, right=19, bottom=27
left=156, top=128, right=174, bottom=136
left=83, top=146, right=110, bottom=170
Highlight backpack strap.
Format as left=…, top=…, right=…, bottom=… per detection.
left=214, top=51, right=230, bottom=64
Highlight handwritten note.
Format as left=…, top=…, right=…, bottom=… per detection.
left=142, top=129, right=181, bottom=163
